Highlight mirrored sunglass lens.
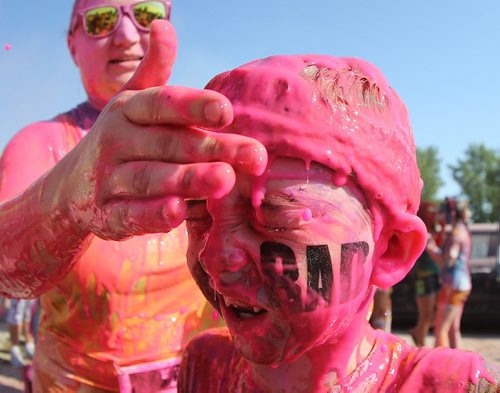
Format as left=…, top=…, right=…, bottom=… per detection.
left=133, top=1, right=167, bottom=29
left=84, top=6, right=119, bottom=37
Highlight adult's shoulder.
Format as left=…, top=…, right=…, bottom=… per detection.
left=2, top=113, right=76, bottom=168
left=0, top=116, right=72, bottom=200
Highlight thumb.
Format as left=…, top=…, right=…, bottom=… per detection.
left=122, top=19, right=177, bottom=91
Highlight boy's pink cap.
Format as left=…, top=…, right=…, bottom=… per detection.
left=206, top=55, right=422, bottom=232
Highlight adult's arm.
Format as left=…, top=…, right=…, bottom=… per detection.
left=426, top=230, right=461, bottom=268
left=0, top=120, right=89, bottom=298
left=0, top=20, right=267, bottom=298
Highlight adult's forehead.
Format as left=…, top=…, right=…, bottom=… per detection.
left=74, top=0, right=137, bottom=10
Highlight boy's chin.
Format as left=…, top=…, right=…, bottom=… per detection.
left=231, top=325, right=314, bottom=366
left=233, top=333, right=287, bottom=365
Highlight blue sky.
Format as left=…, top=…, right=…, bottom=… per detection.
left=0, top=0, right=498, bottom=198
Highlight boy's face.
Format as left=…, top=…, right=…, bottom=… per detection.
left=186, top=157, right=375, bottom=365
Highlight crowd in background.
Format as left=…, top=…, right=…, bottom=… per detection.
left=370, top=197, right=473, bottom=349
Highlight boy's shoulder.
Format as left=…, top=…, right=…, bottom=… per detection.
left=374, top=332, right=500, bottom=392
left=339, top=331, right=498, bottom=392
left=179, top=327, right=241, bottom=393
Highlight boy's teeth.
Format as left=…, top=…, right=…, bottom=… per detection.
left=222, top=296, right=265, bottom=316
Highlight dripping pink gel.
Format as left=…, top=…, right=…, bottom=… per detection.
left=302, top=208, right=313, bottom=221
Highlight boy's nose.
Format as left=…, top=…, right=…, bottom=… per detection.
left=200, top=232, right=251, bottom=284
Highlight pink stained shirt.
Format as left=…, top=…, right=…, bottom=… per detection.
left=1, top=104, right=221, bottom=391
left=179, top=327, right=500, bottom=393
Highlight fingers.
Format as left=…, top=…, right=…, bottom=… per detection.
left=122, top=86, right=233, bottom=128
left=102, top=161, right=236, bottom=202
left=93, top=197, right=187, bottom=241
left=112, top=124, right=267, bottom=176
left=122, top=19, right=177, bottom=91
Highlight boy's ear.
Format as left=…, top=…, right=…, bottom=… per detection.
left=370, top=213, right=427, bottom=289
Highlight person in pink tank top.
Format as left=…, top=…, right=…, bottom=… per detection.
left=0, top=1, right=266, bottom=391
left=179, top=55, right=500, bottom=392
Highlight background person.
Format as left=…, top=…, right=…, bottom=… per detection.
left=408, top=202, right=442, bottom=347
left=369, top=287, right=392, bottom=332
left=427, top=198, right=473, bottom=349
left=0, top=0, right=265, bottom=391
left=6, top=299, right=37, bottom=367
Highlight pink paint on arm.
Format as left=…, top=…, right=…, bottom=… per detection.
left=0, top=120, right=91, bottom=298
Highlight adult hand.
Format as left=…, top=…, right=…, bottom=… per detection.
left=46, top=20, right=267, bottom=241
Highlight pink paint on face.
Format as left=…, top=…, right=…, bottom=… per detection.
left=302, top=208, right=312, bottom=221
left=187, top=158, right=376, bottom=365
left=205, top=55, right=423, bottom=241
left=68, top=0, right=151, bottom=109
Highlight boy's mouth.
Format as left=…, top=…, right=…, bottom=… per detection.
left=223, top=297, right=267, bottom=320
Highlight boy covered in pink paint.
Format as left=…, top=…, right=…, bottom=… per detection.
left=179, top=55, right=500, bottom=392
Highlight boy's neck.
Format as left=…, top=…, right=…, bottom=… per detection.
left=244, top=309, right=376, bottom=392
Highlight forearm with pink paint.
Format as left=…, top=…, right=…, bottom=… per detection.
left=0, top=174, right=92, bottom=298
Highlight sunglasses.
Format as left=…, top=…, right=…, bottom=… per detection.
left=70, top=1, right=171, bottom=38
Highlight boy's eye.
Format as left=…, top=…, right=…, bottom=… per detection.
left=263, top=225, right=288, bottom=233
left=256, top=205, right=305, bottom=233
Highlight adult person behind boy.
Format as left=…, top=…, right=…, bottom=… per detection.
left=409, top=202, right=442, bottom=347
left=7, top=298, right=37, bottom=367
left=179, top=55, right=500, bottom=392
left=427, top=198, right=473, bottom=349
left=0, top=1, right=265, bottom=391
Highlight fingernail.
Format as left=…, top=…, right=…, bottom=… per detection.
left=237, top=145, right=268, bottom=175
left=203, top=101, right=227, bottom=124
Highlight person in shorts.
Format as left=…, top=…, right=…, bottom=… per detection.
left=427, top=198, right=472, bottom=349
left=409, top=202, right=442, bottom=347
left=7, top=298, right=37, bottom=367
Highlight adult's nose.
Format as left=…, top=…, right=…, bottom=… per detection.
left=112, top=13, right=142, bottom=46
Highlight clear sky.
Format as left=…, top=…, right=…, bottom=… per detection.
left=1, top=0, right=498, bottom=198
